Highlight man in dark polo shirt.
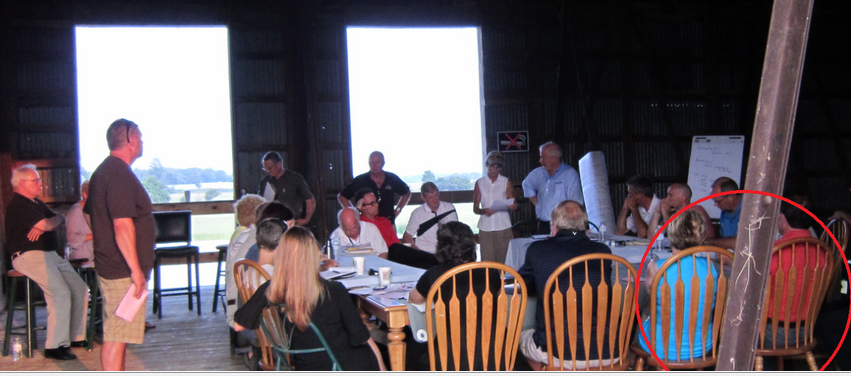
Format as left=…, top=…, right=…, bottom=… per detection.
left=517, top=200, right=613, bottom=370
left=258, top=151, right=315, bottom=226
left=5, top=164, right=88, bottom=360
left=338, top=151, right=411, bottom=224
left=85, top=118, right=156, bottom=371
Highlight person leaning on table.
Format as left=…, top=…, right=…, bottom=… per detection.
left=522, top=142, right=584, bottom=235
left=233, top=226, right=384, bottom=371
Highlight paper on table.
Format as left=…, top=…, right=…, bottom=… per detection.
left=115, top=284, right=149, bottom=322
left=329, top=267, right=357, bottom=273
left=488, top=198, right=515, bottom=211
left=262, top=182, right=275, bottom=202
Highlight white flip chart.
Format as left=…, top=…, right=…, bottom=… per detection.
left=579, top=151, right=616, bottom=234
left=687, top=136, right=745, bottom=219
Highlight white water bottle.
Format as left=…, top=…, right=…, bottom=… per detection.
left=10, top=337, right=23, bottom=362
left=599, top=222, right=607, bottom=242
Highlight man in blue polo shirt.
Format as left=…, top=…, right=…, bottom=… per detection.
left=522, top=142, right=584, bottom=235
left=706, top=177, right=741, bottom=250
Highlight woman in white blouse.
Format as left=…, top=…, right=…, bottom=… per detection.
left=473, top=151, right=518, bottom=263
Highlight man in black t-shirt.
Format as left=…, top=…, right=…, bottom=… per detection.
left=85, top=119, right=156, bottom=371
left=258, top=151, right=315, bottom=226
left=5, top=164, right=88, bottom=361
left=338, top=151, right=411, bottom=223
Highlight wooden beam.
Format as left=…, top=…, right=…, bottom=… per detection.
left=716, top=0, right=814, bottom=370
left=152, top=201, right=234, bottom=215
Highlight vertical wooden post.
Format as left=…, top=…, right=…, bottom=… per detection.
left=715, top=0, right=814, bottom=370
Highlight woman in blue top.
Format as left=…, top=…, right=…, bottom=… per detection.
left=638, top=210, right=718, bottom=360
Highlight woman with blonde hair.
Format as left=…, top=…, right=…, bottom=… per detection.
left=234, top=226, right=385, bottom=371
left=638, top=209, right=718, bottom=361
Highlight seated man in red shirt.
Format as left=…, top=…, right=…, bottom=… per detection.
left=764, top=194, right=829, bottom=347
left=352, top=188, right=399, bottom=248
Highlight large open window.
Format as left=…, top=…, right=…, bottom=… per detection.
left=346, top=27, right=484, bottom=232
left=76, top=27, right=234, bottom=286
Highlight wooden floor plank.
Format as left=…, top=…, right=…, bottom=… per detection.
left=0, top=285, right=246, bottom=371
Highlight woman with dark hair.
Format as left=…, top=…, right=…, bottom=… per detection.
left=234, top=226, right=384, bottom=371
left=407, top=221, right=503, bottom=370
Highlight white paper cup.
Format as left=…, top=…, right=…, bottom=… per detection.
left=353, top=257, right=366, bottom=275
left=378, top=267, right=392, bottom=286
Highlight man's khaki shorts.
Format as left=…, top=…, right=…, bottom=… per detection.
left=98, top=276, right=146, bottom=344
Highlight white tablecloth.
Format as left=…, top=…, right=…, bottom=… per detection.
left=506, top=234, right=671, bottom=271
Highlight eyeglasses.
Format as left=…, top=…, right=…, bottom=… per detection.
left=361, top=201, right=378, bottom=207
left=487, top=163, right=503, bottom=168
left=24, top=178, right=42, bottom=184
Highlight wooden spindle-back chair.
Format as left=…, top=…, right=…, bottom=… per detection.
left=819, top=219, right=849, bottom=304
left=425, top=261, right=527, bottom=371
left=233, top=259, right=276, bottom=371
left=755, top=238, right=832, bottom=371
left=542, top=253, right=637, bottom=371
left=630, top=245, right=733, bottom=370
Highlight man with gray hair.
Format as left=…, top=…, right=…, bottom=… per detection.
left=522, top=142, right=584, bottom=235
left=330, top=206, right=388, bottom=256
left=85, top=118, right=156, bottom=371
left=5, top=164, right=89, bottom=360
left=517, top=200, right=613, bottom=370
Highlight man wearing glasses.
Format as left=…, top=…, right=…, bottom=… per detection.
left=5, top=165, right=89, bottom=360
left=705, top=177, right=742, bottom=249
left=259, top=151, right=315, bottom=227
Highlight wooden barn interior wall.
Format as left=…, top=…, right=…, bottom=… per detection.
left=1, top=0, right=850, bottom=242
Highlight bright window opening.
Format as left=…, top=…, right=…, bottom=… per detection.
left=75, top=26, right=234, bottom=204
left=347, top=27, right=484, bottom=233
left=76, top=27, right=235, bottom=286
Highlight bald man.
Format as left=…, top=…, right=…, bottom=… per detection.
left=647, top=183, right=715, bottom=240
left=338, top=151, right=411, bottom=224
left=705, top=177, right=741, bottom=250
left=330, top=207, right=388, bottom=256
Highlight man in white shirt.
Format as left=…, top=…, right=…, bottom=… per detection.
left=615, top=175, right=660, bottom=238
left=403, top=182, right=458, bottom=253
left=330, top=207, right=388, bottom=255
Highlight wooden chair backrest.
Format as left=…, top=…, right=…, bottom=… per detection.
left=819, top=219, right=849, bottom=303
left=543, top=253, right=638, bottom=371
left=233, top=259, right=275, bottom=371
left=758, top=238, right=832, bottom=354
left=646, top=246, right=733, bottom=366
left=424, top=261, right=527, bottom=371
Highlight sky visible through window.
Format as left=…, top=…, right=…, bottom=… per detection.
left=346, top=27, right=484, bottom=192
left=75, top=26, right=233, bottom=202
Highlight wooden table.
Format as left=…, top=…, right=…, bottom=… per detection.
left=327, top=253, right=425, bottom=371
left=358, top=295, right=410, bottom=371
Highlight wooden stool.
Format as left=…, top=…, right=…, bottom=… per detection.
left=212, top=244, right=228, bottom=313
left=152, top=247, right=201, bottom=319
left=151, top=211, right=201, bottom=319
left=74, top=264, right=101, bottom=352
left=2, top=270, right=45, bottom=358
